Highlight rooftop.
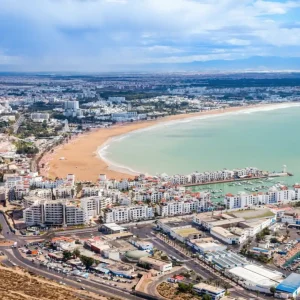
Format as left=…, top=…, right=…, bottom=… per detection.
left=173, top=227, right=202, bottom=237
left=276, top=273, right=300, bottom=294
left=139, top=256, right=171, bottom=267
left=211, top=227, right=237, bottom=238
left=102, top=223, right=126, bottom=231
left=209, top=218, right=245, bottom=227
left=193, top=282, right=225, bottom=293
left=228, top=265, right=282, bottom=287
left=159, top=218, right=192, bottom=228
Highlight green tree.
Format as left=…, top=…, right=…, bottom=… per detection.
left=270, top=286, right=276, bottom=295
left=73, top=248, right=81, bottom=258
left=80, top=255, right=95, bottom=269
left=202, top=294, right=212, bottom=300
left=177, top=282, right=193, bottom=293
left=62, top=250, right=72, bottom=261
left=0, top=223, right=2, bottom=233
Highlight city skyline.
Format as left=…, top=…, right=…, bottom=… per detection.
left=1, top=0, right=300, bottom=72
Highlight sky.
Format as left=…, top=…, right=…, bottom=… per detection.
left=1, top=0, right=300, bottom=72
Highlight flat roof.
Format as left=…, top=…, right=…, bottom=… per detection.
left=162, top=219, right=192, bottom=228
left=210, top=218, right=245, bottom=227
left=276, top=273, right=300, bottom=294
left=103, top=223, right=126, bottom=231
left=228, top=265, right=282, bottom=287
left=139, top=256, right=171, bottom=267
left=173, top=227, right=202, bottom=237
left=197, top=242, right=226, bottom=250
left=104, top=232, right=133, bottom=240
left=244, top=264, right=282, bottom=281
left=211, top=227, right=237, bottom=238
left=193, top=282, right=225, bottom=294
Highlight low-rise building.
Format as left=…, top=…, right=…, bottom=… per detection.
left=226, top=264, right=283, bottom=294
left=157, top=218, right=204, bottom=243
left=210, top=227, right=244, bottom=245
left=187, top=239, right=227, bottom=254
left=275, top=273, right=300, bottom=299
left=139, top=256, right=172, bottom=273
left=193, top=283, right=225, bottom=300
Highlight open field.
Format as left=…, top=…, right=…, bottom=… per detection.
left=229, top=208, right=275, bottom=220
left=157, top=282, right=201, bottom=300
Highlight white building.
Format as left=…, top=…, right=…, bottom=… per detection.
left=30, top=113, right=50, bottom=123
left=64, top=100, right=80, bottom=117
left=139, top=256, right=172, bottom=273
left=226, top=264, right=283, bottom=294
left=224, top=187, right=298, bottom=210
left=210, top=227, right=245, bottom=245
left=193, top=283, right=225, bottom=300
left=104, top=205, right=154, bottom=223
left=23, top=199, right=88, bottom=227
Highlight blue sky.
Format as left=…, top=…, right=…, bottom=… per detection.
left=1, top=0, right=300, bottom=72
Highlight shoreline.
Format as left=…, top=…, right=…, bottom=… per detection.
left=45, top=103, right=300, bottom=181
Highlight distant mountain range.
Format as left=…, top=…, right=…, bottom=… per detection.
left=2, top=56, right=300, bottom=73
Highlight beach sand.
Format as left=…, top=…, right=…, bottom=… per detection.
left=46, top=104, right=274, bottom=181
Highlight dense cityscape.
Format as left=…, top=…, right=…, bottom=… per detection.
left=0, top=73, right=300, bottom=300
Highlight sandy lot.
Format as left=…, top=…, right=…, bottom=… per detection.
left=0, top=265, right=108, bottom=300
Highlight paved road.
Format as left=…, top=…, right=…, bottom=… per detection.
left=146, top=232, right=269, bottom=299
left=0, top=212, right=145, bottom=300
left=13, top=114, right=25, bottom=134
left=3, top=248, right=142, bottom=300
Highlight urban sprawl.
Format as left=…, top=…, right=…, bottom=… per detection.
left=2, top=73, right=300, bottom=300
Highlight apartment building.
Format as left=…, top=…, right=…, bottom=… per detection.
left=104, top=205, right=154, bottom=223
left=80, top=196, right=112, bottom=218
left=224, top=187, right=298, bottom=210
left=23, top=199, right=88, bottom=227
left=158, top=194, right=210, bottom=217
left=53, top=187, right=75, bottom=199
left=30, top=113, right=50, bottom=122
left=82, top=187, right=103, bottom=197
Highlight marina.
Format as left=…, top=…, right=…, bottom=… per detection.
left=187, top=177, right=299, bottom=204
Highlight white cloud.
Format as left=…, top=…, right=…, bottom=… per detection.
left=227, top=39, right=251, bottom=46
left=0, top=0, right=300, bottom=70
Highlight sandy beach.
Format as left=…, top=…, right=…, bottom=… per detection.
left=45, top=104, right=280, bottom=182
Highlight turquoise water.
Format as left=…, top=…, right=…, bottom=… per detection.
left=102, top=104, right=300, bottom=196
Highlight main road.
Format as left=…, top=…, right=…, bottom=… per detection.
left=0, top=212, right=145, bottom=300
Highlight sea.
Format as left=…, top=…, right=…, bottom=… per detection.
left=100, top=103, right=300, bottom=201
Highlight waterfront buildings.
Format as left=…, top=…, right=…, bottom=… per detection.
left=224, top=186, right=300, bottom=210
left=162, top=167, right=264, bottom=185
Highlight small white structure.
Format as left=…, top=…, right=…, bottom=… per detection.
left=193, top=283, right=225, bottom=300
